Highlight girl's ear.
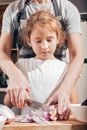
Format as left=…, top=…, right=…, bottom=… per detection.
left=26, top=36, right=32, bottom=47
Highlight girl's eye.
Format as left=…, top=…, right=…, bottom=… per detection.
left=47, top=39, right=52, bottom=42
left=36, top=40, right=42, bottom=43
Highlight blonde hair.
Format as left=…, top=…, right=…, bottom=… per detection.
left=24, top=10, right=66, bottom=49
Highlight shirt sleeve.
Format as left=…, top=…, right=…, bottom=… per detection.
left=63, top=1, right=81, bottom=35
left=1, top=4, right=14, bottom=33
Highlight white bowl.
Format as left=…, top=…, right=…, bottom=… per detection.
left=69, top=104, right=87, bottom=122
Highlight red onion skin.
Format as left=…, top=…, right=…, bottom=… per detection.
left=43, top=111, right=50, bottom=121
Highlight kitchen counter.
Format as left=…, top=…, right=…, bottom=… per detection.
left=2, top=116, right=87, bottom=130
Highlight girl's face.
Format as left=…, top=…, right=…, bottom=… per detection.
left=28, top=25, right=58, bottom=60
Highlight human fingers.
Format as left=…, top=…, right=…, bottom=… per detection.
left=7, top=86, right=26, bottom=108
left=17, top=89, right=30, bottom=108
left=57, top=98, right=64, bottom=114
left=14, top=86, right=31, bottom=108
left=58, top=98, right=70, bottom=115
left=49, top=105, right=58, bottom=121
left=58, top=109, right=71, bottom=120
left=7, top=81, right=20, bottom=106
left=63, top=97, right=70, bottom=112
left=7, top=86, right=16, bottom=106
left=14, top=87, right=24, bottom=108
left=47, top=93, right=58, bottom=106
left=57, top=90, right=70, bottom=114
left=63, top=108, right=71, bottom=120
left=47, top=99, right=58, bottom=106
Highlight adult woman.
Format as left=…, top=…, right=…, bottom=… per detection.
left=0, top=0, right=84, bottom=119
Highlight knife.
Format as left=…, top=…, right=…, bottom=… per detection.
left=25, top=99, right=50, bottom=111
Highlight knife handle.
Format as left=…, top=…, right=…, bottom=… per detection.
left=25, top=99, right=33, bottom=106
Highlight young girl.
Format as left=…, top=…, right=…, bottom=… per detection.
left=4, top=10, right=78, bottom=120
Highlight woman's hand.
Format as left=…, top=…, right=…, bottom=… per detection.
left=49, top=105, right=71, bottom=120
left=7, top=77, right=31, bottom=108
left=47, top=87, right=70, bottom=115
left=0, top=59, right=32, bottom=108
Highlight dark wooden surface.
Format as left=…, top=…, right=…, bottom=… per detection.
left=0, top=4, right=8, bottom=34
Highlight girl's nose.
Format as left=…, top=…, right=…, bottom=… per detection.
left=41, top=41, right=49, bottom=49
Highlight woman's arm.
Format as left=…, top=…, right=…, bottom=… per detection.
left=0, top=32, right=31, bottom=108
left=63, top=33, right=84, bottom=93
left=47, top=33, right=84, bottom=114
left=58, top=33, right=84, bottom=113
left=70, top=85, right=79, bottom=104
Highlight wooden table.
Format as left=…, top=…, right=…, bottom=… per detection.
left=2, top=116, right=87, bottom=130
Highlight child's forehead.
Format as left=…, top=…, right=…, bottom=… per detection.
left=32, top=22, right=57, bottom=33
left=30, top=25, right=57, bottom=38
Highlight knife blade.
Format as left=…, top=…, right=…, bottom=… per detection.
left=25, top=99, right=50, bottom=111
